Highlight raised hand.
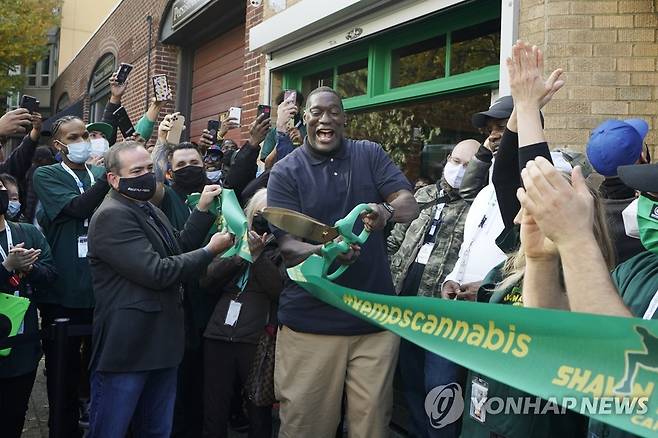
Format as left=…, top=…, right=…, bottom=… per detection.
left=157, top=112, right=179, bottom=143
left=507, top=41, right=565, bottom=109
left=517, top=157, right=594, bottom=248
left=249, top=113, right=271, bottom=146
left=197, top=184, right=222, bottom=212
left=109, top=73, right=129, bottom=103
left=219, top=117, right=240, bottom=138
left=0, top=109, right=33, bottom=137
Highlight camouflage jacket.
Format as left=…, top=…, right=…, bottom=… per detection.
left=387, top=180, right=469, bottom=297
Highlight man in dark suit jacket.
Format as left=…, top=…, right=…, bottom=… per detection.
left=86, top=141, right=233, bottom=438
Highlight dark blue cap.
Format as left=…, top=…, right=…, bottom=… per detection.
left=586, top=119, right=648, bottom=177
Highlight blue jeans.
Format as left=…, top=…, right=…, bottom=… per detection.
left=88, top=367, right=177, bottom=438
left=399, top=340, right=466, bottom=438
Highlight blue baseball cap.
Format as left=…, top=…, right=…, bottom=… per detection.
left=586, top=119, right=648, bottom=177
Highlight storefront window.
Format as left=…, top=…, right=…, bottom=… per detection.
left=450, top=19, right=500, bottom=76
left=301, top=69, right=333, bottom=98
left=88, top=53, right=116, bottom=123
left=336, top=59, right=368, bottom=98
left=345, top=91, right=491, bottom=182
left=391, top=36, right=447, bottom=88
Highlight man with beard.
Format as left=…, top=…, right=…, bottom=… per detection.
left=387, top=138, right=479, bottom=437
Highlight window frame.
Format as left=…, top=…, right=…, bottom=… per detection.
left=88, top=53, right=116, bottom=123
left=280, top=0, right=500, bottom=112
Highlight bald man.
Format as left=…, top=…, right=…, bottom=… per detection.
left=386, top=138, right=479, bottom=437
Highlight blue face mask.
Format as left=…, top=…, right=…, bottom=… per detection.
left=6, top=200, right=20, bottom=219
left=63, top=141, right=91, bottom=164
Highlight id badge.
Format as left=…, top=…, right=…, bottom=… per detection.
left=78, top=236, right=88, bottom=258
left=415, top=242, right=434, bottom=265
left=224, top=300, right=242, bottom=326
left=470, top=377, right=489, bottom=423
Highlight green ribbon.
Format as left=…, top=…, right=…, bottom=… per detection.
left=0, top=293, right=30, bottom=357
left=188, top=189, right=252, bottom=262
left=289, top=254, right=658, bottom=437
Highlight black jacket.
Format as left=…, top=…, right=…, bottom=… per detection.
left=87, top=190, right=215, bottom=372
left=224, top=142, right=260, bottom=207
left=202, top=242, right=283, bottom=344
left=600, top=177, right=644, bottom=264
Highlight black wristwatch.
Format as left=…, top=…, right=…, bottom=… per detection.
left=381, top=202, right=395, bottom=223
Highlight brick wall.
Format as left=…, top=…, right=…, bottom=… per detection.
left=519, top=0, right=657, bottom=153
left=52, top=0, right=178, bottom=143
left=242, top=1, right=265, bottom=141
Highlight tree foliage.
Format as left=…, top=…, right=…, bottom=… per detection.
left=0, top=0, right=61, bottom=95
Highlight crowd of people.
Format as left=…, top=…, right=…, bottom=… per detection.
left=0, top=39, right=655, bottom=438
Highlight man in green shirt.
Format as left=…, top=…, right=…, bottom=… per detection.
left=33, top=115, right=109, bottom=437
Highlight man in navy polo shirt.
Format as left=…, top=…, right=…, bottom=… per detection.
left=267, top=86, right=419, bottom=438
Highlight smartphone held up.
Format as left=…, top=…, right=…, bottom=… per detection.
left=115, top=63, right=133, bottom=84
left=153, top=74, right=173, bottom=102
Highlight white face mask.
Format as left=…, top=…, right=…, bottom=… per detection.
left=206, top=169, right=222, bottom=183
left=63, top=140, right=91, bottom=164
left=622, top=198, right=640, bottom=239
left=443, top=161, right=466, bottom=189
left=90, top=138, right=109, bottom=158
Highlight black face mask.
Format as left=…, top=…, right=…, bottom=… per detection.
left=0, top=190, right=9, bottom=216
left=173, top=165, right=206, bottom=193
left=252, top=213, right=270, bottom=236
left=118, top=172, right=156, bottom=201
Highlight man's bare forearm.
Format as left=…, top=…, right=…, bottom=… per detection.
left=278, top=234, right=322, bottom=268
left=387, top=190, right=419, bottom=224
left=559, top=237, right=632, bottom=317
left=523, top=258, right=569, bottom=310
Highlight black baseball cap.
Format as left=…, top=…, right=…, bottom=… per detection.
left=618, top=163, right=658, bottom=193
left=472, top=95, right=514, bottom=128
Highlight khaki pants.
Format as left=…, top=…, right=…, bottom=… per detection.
left=274, top=326, right=400, bottom=438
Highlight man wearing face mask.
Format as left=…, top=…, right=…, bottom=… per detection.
left=86, top=141, right=233, bottom=437
left=386, top=139, right=479, bottom=437
left=86, top=122, right=113, bottom=167
left=32, top=115, right=109, bottom=437
left=203, top=145, right=224, bottom=184
left=158, top=141, right=217, bottom=437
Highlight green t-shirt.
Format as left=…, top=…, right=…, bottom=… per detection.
left=157, top=185, right=216, bottom=347
left=159, top=185, right=190, bottom=231
left=588, top=251, right=658, bottom=438
left=32, top=163, right=105, bottom=308
left=460, top=263, right=588, bottom=438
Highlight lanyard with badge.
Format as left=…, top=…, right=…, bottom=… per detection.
left=225, top=265, right=250, bottom=326
left=455, top=189, right=497, bottom=283
left=0, top=225, right=25, bottom=334
left=60, top=162, right=93, bottom=257
left=415, top=190, right=448, bottom=265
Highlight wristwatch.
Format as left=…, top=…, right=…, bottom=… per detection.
left=381, top=202, right=395, bottom=223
